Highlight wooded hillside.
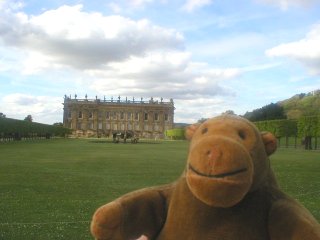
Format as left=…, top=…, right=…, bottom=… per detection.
left=279, top=90, right=320, bottom=119
left=243, top=90, right=320, bottom=121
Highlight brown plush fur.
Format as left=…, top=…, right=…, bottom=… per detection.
left=91, top=115, right=320, bottom=240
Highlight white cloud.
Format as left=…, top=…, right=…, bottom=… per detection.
left=188, top=32, right=267, bottom=59
left=182, top=0, right=213, bottom=12
left=174, top=97, right=235, bottom=123
left=0, top=4, right=184, bottom=73
left=256, top=0, right=318, bottom=10
left=0, top=3, right=258, bottom=124
left=128, top=0, right=154, bottom=7
left=2, top=94, right=63, bottom=123
left=83, top=49, right=240, bottom=101
left=0, top=0, right=24, bottom=11
left=206, top=68, right=241, bottom=79
left=266, top=23, right=320, bottom=75
left=108, top=0, right=161, bottom=13
left=108, top=2, right=122, bottom=13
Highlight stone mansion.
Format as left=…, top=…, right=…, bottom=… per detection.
left=63, top=95, right=175, bottom=139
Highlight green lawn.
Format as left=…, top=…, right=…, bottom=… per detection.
left=0, top=139, right=319, bottom=239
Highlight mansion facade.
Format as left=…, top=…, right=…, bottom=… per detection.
left=63, top=95, right=175, bottom=139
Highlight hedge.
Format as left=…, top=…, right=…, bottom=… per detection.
left=254, top=119, right=297, bottom=137
left=254, top=116, right=320, bottom=149
left=0, top=118, right=72, bottom=141
left=297, top=115, right=320, bottom=137
left=165, top=128, right=185, bottom=140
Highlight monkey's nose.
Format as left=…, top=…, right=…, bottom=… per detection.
left=206, top=146, right=221, bottom=162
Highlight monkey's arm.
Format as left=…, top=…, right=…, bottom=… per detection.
left=268, top=198, right=320, bottom=240
left=91, top=184, right=173, bottom=240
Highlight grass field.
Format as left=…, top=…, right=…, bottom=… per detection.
left=0, top=139, right=319, bottom=239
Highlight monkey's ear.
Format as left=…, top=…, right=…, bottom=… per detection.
left=185, top=124, right=200, bottom=140
left=261, top=132, right=277, bottom=156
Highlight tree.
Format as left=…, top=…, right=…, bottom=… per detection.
left=0, top=112, right=6, bottom=118
left=223, top=110, right=236, bottom=115
left=24, top=115, right=33, bottom=122
left=243, top=103, right=286, bottom=122
left=197, top=118, right=208, bottom=123
left=53, top=122, right=63, bottom=126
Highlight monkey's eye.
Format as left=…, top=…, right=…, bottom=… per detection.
left=201, top=128, right=208, bottom=134
left=238, top=130, right=246, bottom=140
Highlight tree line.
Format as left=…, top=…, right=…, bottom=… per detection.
left=243, top=103, right=286, bottom=122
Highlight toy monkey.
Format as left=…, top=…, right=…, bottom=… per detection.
left=91, top=115, right=320, bottom=240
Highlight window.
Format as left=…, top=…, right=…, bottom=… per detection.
left=89, top=112, right=93, bottom=119
left=135, top=124, right=140, bottom=130
left=127, top=112, right=132, bottom=120
left=112, top=112, right=117, bottom=120
left=121, top=123, right=125, bottom=130
left=77, top=122, right=81, bottom=129
left=68, top=111, right=71, bottom=118
left=135, top=112, right=139, bottom=121
left=78, top=111, right=83, bottom=119
left=154, top=113, right=159, bottom=121
left=88, top=122, right=93, bottom=129
left=120, top=112, right=124, bottom=120
left=98, top=111, right=103, bottom=119
left=113, top=123, right=118, bottom=130
left=128, top=123, right=132, bottom=130
left=165, top=114, right=169, bottom=121
left=106, top=123, right=111, bottom=130
left=98, top=122, right=102, bottom=129
left=106, top=112, right=110, bottom=119
left=144, top=113, right=148, bottom=121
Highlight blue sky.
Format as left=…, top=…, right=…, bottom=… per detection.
left=0, top=0, right=320, bottom=124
